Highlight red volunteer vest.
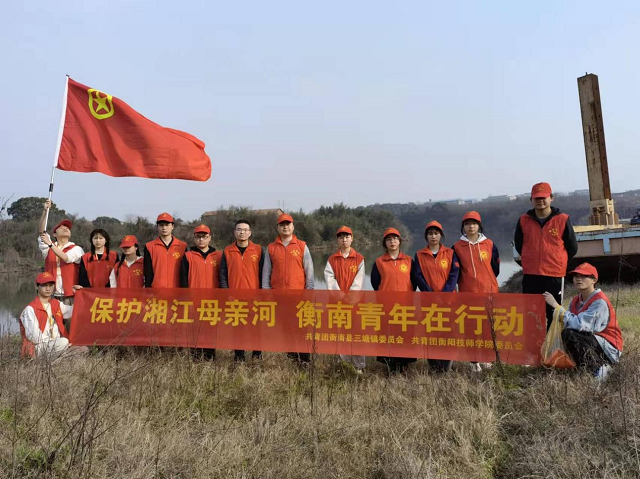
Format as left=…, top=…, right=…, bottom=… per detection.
left=374, top=252, right=414, bottom=292
left=519, top=213, right=569, bottom=277
left=185, top=249, right=221, bottom=288
left=224, top=242, right=262, bottom=289
left=82, top=251, right=118, bottom=287
left=146, top=237, right=187, bottom=288
left=416, top=245, right=455, bottom=293
left=44, top=243, right=80, bottom=296
left=569, top=291, right=623, bottom=351
left=328, top=248, right=364, bottom=291
left=453, top=239, right=498, bottom=293
left=115, top=258, right=144, bottom=288
left=267, top=235, right=307, bottom=289
left=20, top=297, right=68, bottom=358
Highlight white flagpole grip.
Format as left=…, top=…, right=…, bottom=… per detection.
left=45, top=75, right=69, bottom=231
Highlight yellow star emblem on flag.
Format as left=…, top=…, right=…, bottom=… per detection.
left=87, top=88, right=115, bottom=120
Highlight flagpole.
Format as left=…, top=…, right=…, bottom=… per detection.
left=44, top=75, right=69, bottom=231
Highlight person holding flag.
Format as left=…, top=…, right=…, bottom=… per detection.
left=144, top=213, right=187, bottom=288
left=37, top=200, right=84, bottom=316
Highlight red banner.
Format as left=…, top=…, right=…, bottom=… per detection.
left=70, top=289, right=546, bottom=365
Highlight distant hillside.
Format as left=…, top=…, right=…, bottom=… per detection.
left=366, top=189, right=640, bottom=255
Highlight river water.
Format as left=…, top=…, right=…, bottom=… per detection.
left=0, top=246, right=521, bottom=336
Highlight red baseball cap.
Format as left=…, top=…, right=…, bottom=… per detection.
left=194, top=224, right=211, bottom=234
left=424, top=220, right=443, bottom=233
left=336, top=225, right=353, bottom=236
left=531, top=182, right=552, bottom=198
left=119, top=235, right=138, bottom=248
left=383, top=227, right=401, bottom=239
left=277, top=213, right=294, bottom=224
left=569, top=262, right=599, bottom=280
left=156, top=212, right=174, bottom=223
left=462, top=211, right=482, bottom=223
left=53, top=219, right=72, bottom=233
left=36, top=271, right=55, bottom=284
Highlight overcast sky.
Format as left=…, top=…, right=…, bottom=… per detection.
left=2, top=1, right=639, bottom=222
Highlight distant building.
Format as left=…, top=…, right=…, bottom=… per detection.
left=484, top=195, right=517, bottom=203
left=441, top=198, right=467, bottom=205
left=570, top=189, right=590, bottom=196
left=202, top=208, right=285, bottom=218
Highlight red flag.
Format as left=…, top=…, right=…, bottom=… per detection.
left=56, top=78, right=211, bottom=181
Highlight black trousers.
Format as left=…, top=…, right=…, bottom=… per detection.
left=522, top=274, right=562, bottom=330
left=234, top=350, right=262, bottom=361
left=287, top=352, right=310, bottom=363
left=377, top=356, right=416, bottom=373
left=562, top=329, right=610, bottom=374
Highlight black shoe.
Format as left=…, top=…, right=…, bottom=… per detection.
left=251, top=351, right=263, bottom=360
left=234, top=350, right=246, bottom=362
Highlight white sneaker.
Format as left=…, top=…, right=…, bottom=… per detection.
left=470, top=362, right=482, bottom=373
left=595, top=364, right=612, bottom=383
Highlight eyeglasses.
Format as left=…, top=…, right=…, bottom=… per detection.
left=235, top=228, right=251, bottom=233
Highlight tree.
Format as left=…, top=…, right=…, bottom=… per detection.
left=93, top=216, right=122, bottom=228
left=7, top=197, right=67, bottom=222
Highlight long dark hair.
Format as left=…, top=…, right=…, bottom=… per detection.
left=89, top=229, right=111, bottom=261
left=116, top=244, right=141, bottom=273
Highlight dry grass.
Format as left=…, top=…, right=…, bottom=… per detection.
left=1, top=284, right=639, bottom=478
